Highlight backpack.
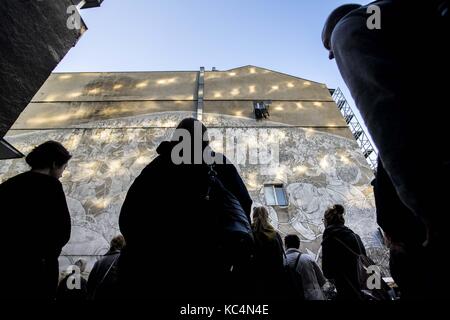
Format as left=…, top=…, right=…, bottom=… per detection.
left=283, top=252, right=305, bottom=300
left=335, top=235, right=391, bottom=301
left=90, top=254, right=121, bottom=300
left=204, top=164, right=255, bottom=272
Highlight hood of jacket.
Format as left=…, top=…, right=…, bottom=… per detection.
left=156, top=140, right=177, bottom=156
left=156, top=139, right=217, bottom=165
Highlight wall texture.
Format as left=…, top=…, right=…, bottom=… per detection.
left=0, top=68, right=388, bottom=275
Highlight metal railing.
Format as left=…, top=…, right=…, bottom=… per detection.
left=331, top=88, right=378, bottom=171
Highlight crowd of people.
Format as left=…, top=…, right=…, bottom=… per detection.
left=0, top=119, right=386, bottom=302
left=1, top=0, right=448, bottom=301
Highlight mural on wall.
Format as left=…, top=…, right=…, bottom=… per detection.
left=0, top=111, right=388, bottom=274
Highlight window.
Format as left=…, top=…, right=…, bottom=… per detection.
left=253, top=101, right=270, bottom=119
left=264, top=184, right=288, bottom=206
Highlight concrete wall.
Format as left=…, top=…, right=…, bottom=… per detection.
left=204, top=66, right=332, bottom=100
left=0, top=0, right=85, bottom=138
left=32, top=72, right=199, bottom=102
left=12, top=101, right=196, bottom=129
left=203, top=66, right=348, bottom=133
left=204, top=101, right=348, bottom=130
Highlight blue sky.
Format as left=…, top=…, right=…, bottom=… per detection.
left=57, top=0, right=370, bottom=138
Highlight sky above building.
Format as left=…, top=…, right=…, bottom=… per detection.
left=56, top=0, right=373, bottom=144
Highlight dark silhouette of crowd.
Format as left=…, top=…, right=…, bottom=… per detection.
left=1, top=0, right=448, bottom=302
left=0, top=120, right=387, bottom=302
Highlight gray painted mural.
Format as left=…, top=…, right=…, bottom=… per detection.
left=0, top=111, right=389, bottom=275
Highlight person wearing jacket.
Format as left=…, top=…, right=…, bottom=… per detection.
left=321, top=204, right=366, bottom=301
left=251, top=206, right=285, bottom=300
left=87, top=235, right=125, bottom=300
left=322, top=1, right=449, bottom=298
left=56, top=258, right=88, bottom=301
left=118, top=118, right=252, bottom=299
left=284, top=234, right=326, bottom=300
left=0, top=141, right=72, bottom=299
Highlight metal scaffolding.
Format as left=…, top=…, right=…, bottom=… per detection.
left=330, top=88, right=378, bottom=171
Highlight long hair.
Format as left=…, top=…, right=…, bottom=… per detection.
left=252, top=206, right=274, bottom=234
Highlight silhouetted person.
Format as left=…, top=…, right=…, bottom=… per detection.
left=251, top=206, right=285, bottom=300
left=285, top=234, right=326, bottom=300
left=321, top=205, right=366, bottom=300
left=118, top=118, right=252, bottom=299
left=56, top=259, right=88, bottom=301
left=87, top=235, right=125, bottom=300
left=322, top=2, right=448, bottom=237
left=322, top=1, right=448, bottom=298
left=372, top=159, right=429, bottom=299
left=0, top=141, right=72, bottom=299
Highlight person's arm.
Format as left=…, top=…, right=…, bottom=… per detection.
left=119, top=160, right=161, bottom=245
left=87, top=260, right=100, bottom=300
left=220, top=159, right=253, bottom=222
left=355, top=234, right=367, bottom=256
left=312, top=259, right=327, bottom=287
left=51, top=181, right=72, bottom=255
left=321, top=239, right=335, bottom=281
left=276, top=232, right=286, bottom=266
left=119, top=173, right=146, bottom=243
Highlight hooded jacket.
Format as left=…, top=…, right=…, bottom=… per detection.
left=322, top=224, right=366, bottom=300
left=118, top=120, right=252, bottom=299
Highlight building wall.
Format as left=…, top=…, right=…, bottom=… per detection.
left=32, top=72, right=199, bottom=102
left=204, top=66, right=333, bottom=100
left=0, top=69, right=388, bottom=274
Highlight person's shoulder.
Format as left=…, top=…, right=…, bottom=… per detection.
left=1, top=172, right=50, bottom=189
left=300, top=253, right=315, bottom=262
left=136, top=155, right=165, bottom=178
left=0, top=175, right=17, bottom=189
left=210, top=152, right=233, bottom=167
left=211, top=153, right=239, bottom=174
left=302, top=254, right=322, bottom=269
left=1, top=171, right=28, bottom=183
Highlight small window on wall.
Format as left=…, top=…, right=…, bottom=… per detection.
left=254, top=101, right=270, bottom=119
left=264, top=184, right=288, bottom=206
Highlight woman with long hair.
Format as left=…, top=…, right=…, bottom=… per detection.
left=251, top=206, right=285, bottom=299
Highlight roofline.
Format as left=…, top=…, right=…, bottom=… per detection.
left=52, top=70, right=199, bottom=74
left=223, top=65, right=326, bottom=86
left=52, top=66, right=328, bottom=87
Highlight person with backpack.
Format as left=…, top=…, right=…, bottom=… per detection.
left=118, top=118, right=253, bottom=300
left=87, top=235, right=125, bottom=300
left=321, top=205, right=367, bottom=300
left=285, top=234, right=326, bottom=301
left=56, top=259, right=88, bottom=301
